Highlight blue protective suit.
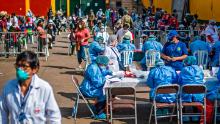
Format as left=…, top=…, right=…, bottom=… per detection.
left=117, top=39, right=135, bottom=68
left=178, top=65, right=204, bottom=103
left=189, top=40, right=211, bottom=54
left=162, top=41, right=188, bottom=71
left=206, top=68, right=220, bottom=101
left=212, top=41, right=220, bottom=66
left=89, top=41, right=105, bottom=62
left=147, top=66, right=178, bottom=103
left=140, top=40, right=163, bottom=70
left=79, top=63, right=112, bottom=101
left=218, top=68, right=220, bottom=81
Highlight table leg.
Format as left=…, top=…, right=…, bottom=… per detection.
left=106, top=88, right=110, bottom=123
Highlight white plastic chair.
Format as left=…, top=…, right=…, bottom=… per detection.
left=193, top=50, right=209, bottom=69
left=146, top=50, right=160, bottom=71
left=120, top=50, right=134, bottom=68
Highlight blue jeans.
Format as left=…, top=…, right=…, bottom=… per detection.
left=77, top=45, right=87, bottom=64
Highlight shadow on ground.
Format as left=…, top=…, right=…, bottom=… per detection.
left=43, top=65, right=75, bottom=70
left=57, top=40, right=69, bottom=43
left=53, top=45, right=68, bottom=49
left=57, top=92, right=77, bottom=100
left=52, top=52, right=69, bottom=56
left=60, top=70, right=84, bottom=76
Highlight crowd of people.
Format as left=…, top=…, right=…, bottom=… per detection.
left=69, top=7, right=220, bottom=123
left=1, top=6, right=220, bottom=123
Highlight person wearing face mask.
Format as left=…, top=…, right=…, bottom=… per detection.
left=140, top=35, right=163, bottom=70
left=161, top=30, right=188, bottom=71
left=75, top=20, right=91, bottom=69
left=116, top=23, right=133, bottom=42
left=0, top=51, right=61, bottom=124
left=178, top=56, right=205, bottom=122
left=95, top=26, right=109, bottom=44
left=80, top=55, right=112, bottom=119
left=147, top=59, right=178, bottom=103
left=92, top=21, right=103, bottom=36
left=89, top=36, right=105, bottom=62
left=205, top=20, right=219, bottom=44
left=117, top=35, right=136, bottom=70
left=104, top=35, right=120, bottom=72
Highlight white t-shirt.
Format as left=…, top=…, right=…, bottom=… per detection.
left=116, top=28, right=133, bottom=42
left=205, top=25, right=219, bottom=42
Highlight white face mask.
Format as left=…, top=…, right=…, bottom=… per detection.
left=101, top=29, right=105, bottom=32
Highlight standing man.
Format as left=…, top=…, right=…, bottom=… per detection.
left=205, top=20, right=219, bottom=44
left=116, top=23, right=133, bottom=42
left=161, top=30, right=188, bottom=71
left=0, top=51, right=61, bottom=123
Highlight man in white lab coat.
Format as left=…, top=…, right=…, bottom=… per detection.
left=0, top=51, right=61, bottom=124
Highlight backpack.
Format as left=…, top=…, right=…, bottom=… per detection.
left=124, top=15, right=131, bottom=24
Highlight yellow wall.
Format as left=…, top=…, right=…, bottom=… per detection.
left=25, top=0, right=30, bottom=14
left=51, top=0, right=56, bottom=15
left=154, top=0, right=172, bottom=13
left=188, top=0, right=220, bottom=21
left=212, top=0, right=220, bottom=22
left=142, top=0, right=220, bottom=22
left=141, top=0, right=172, bottom=13
left=142, top=0, right=150, bottom=8
left=67, top=0, right=70, bottom=16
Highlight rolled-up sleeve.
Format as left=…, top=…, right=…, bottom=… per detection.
left=45, top=87, right=61, bottom=124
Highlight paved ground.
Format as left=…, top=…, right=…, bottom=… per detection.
left=0, top=32, right=180, bottom=124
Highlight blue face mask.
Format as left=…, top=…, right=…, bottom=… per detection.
left=16, top=68, right=29, bottom=82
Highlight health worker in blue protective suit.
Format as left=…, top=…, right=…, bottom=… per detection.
left=189, top=36, right=211, bottom=54
left=178, top=56, right=205, bottom=122
left=161, top=30, right=188, bottom=71
left=89, top=36, right=105, bottom=62
left=79, top=55, right=112, bottom=119
left=140, top=35, right=163, bottom=70
left=146, top=59, right=178, bottom=103
left=211, top=40, right=220, bottom=66
left=117, top=35, right=135, bottom=69
left=178, top=56, right=204, bottom=103
left=205, top=67, right=220, bottom=102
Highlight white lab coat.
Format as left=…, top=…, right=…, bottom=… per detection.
left=0, top=75, right=61, bottom=124
left=105, top=46, right=120, bottom=72
left=205, top=25, right=219, bottom=43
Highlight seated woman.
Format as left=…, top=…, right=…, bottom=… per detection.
left=89, top=36, right=105, bottom=62
left=79, top=55, right=112, bottom=119
left=104, top=35, right=120, bottom=72
left=147, top=59, right=178, bottom=103
left=117, top=35, right=135, bottom=69
left=140, top=35, right=163, bottom=70
left=178, top=56, right=204, bottom=122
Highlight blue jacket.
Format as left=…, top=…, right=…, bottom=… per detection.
left=147, top=66, right=178, bottom=103
left=178, top=65, right=204, bottom=103
left=79, top=63, right=112, bottom=101
left=89, top=41, right=105, bottom=62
